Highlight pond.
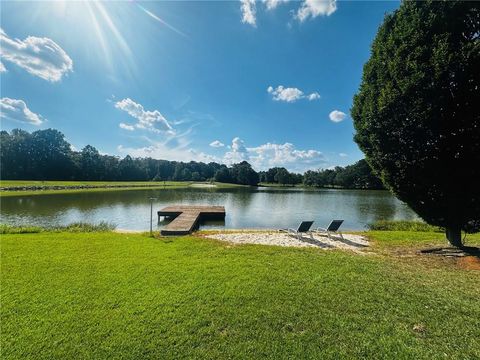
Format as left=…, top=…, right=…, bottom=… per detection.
left=0, top=187, right=419, bottom=231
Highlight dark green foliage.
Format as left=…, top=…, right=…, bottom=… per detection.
left=368, top=220, right=443, bottom=232
left=214, top=167, right=232, bottom=183
left=228, top=161, right=259, bottom=186
left=351, top=1, right=480, bottom=245
left=302, top=160, right=384, bottom=189
left=258, top=167, right=303, bottom=185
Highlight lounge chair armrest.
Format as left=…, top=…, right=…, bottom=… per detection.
left=315, top=227, right=327, bottom=232
left=279, top=228, right=297, bottom=233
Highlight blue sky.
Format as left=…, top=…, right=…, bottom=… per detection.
left=0, top=0, right=399, bottom=172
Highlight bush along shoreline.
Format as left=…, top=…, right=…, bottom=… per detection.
left=0, top=222, right=116, bottom=234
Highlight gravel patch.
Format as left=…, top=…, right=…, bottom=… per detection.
left=206, top=231, right=369, bottom=251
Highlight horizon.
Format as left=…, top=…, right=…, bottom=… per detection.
left=0, top=0, right=400, bottom=172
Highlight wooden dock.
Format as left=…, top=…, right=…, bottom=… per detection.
left=158, top=205, right=226, bottom=235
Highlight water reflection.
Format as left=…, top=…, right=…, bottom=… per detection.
left=0, top=187, right=419, bottom=230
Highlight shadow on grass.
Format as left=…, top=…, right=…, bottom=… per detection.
left=420, top=246, right=480, bottom=259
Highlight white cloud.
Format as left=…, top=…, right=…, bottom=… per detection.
left=0, top=62, right=5, bottom=72
left=329, top=110, right=347, bottom=123
left=119, top=122, right=135, bottom=131
left=116, top=136, right=327, bottom=173
left=0, top=28, right=73, bottom=82
left=0, top=97, right=44, bottom=125
left=268, top=85, right=304, bottom=102
left=268, top=85, right=320, bottom=103
left=224, top=137, right=249, bottom=164
left=339, top=153, right=348, bottom=157
left=209, top=140, right=225, bottom=148
left=240, top=0, right=257, bottom=26
left=115, top=98, right=174, bottom=134
left=248, top=142, right=326, bottom=171
left=264, top=0, right=288, bottom=10
left=118, top=143, right=218, bottom=164
left=223, top=137, right=326, bottom=172
left=296, top=0, right=337, bottom=22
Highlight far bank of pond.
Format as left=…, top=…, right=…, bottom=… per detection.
left=0, top=187, right=418, bottom=231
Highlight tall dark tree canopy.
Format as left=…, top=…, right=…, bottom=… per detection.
left=351, top=0, right=480, bottom=246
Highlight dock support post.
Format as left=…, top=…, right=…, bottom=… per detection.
left=149, top=197, right=157, bottom=236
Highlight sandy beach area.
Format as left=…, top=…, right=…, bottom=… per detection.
left=205, top=231, right=369, bottom=251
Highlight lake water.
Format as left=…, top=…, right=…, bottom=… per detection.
left=0, top=187, right=419, bottom=231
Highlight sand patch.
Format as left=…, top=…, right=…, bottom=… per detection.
left=206, top=231, right=369, bottom=252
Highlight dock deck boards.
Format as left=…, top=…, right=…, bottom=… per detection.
left=158, top=205, right=225, bottom=235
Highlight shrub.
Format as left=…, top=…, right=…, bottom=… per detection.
left=367, top=220, right=443, bottom=232
left=0, top=222, right=116, bottom=234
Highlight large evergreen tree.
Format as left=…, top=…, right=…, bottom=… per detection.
left=351, top=1, right=480, bottom=247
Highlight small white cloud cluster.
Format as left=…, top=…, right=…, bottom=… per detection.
left=329, top=110, right=347, bottom=123
left=209, top=140, right=225, bottom=148
left=0, top=28, right=73, bottom=82
left=0, top=97, right=44, bottom=125
left=240, top=0, right=257, bottom=26
left=115, top=98, right=174, bottom=134
left=264, top=0, right=289, bottom=11
left=267, top=85, right=320, bottom=103
left=296, top=0, right=337, bottom=22
left=241, top=0, right=337, bottom=27
left=223, top=137, right=326, bottom=171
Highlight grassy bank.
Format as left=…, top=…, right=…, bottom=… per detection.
left=1, top=230, right=479, bottom=359
left=0, top=180, right=245, bottom=197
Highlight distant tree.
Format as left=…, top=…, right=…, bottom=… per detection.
left=351, top=1, right=480, bottom=247
left=264, top=168, right=280, bottom=183
left=81, top=145, right=102, bottom=181
left=181, top=168, right=192, bottom=181
left=191, top=171, right=201, bottom=181
left=214, top=167, right=231, bottom=183
left=274, top=168, right=291, bottom=185
left=230, top=161, right=259, bottom=186
left=29, top=129, right=74, bottom=180
left=303, top=170, right=318, bottom=187
left=119, top=155, right=143, bottom=181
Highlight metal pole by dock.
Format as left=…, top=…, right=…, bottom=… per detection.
left=149, top=198, right=157, bottom=236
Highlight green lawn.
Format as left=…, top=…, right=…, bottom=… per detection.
left=0, top=180, right=244, bottom=197
left=1, top=231, right=479, bottom=359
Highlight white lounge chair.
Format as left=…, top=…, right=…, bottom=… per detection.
left=279, top=221, right=314, bottom=240
left=315, top=220, right=344, bottom=240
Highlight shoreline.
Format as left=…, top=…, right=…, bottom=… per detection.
left=0, top=181, right=247, bottom=197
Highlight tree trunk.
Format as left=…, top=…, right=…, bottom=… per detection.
left=446, top=226, right=462, bottom=248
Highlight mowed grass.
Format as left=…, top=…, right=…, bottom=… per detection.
left=1, top=231, right=480, bottom=359
left=0, top=180, right=192, bottom=188
left=0, top=181, right=244, bottom=197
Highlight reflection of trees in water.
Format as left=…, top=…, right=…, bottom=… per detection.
left=1, top=188, right=224, bottom=214
left=342, top=190, right=418, bottom=227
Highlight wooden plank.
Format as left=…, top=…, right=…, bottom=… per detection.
left=159, top=205, right=225, bottom=236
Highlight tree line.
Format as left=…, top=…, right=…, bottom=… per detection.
left=0, top=128, right=383, bottom=189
